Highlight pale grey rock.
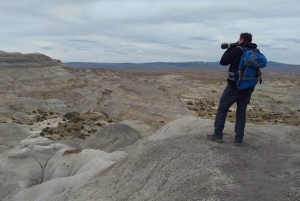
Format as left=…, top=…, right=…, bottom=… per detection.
left=1, top=117, right=300, bottom=201
left=81, top=123, right=142, bottom=152
left=149, top=116, right=212, bottom=140
left=20, top=137, right=53, bottom=146
left=99, top=79, right=191, bottom=128
left=120, top=120, right=156, bottom=138
left=0, top=146, right=43, bottom=200
left=43, top=149, right=125, bottom=182
left=54, top=139, right=82, bottom=149
left=0, top=135, right=126, bottom=201
left=0, top=145, right=8, bottom=153
left=0, top=149, right=42, bottom=200
left=26, top=133, right=41, bottom=138
left=15, top=170, right=100, bottom=201
left=0, top=123, right=30, bottom=151
left=0, top=136, right=69, bottom=200
left=45, top=117, right=300, bottom=201
left=14, top=149, right=125, bottom=201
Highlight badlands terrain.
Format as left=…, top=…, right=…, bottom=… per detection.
left=0, top=51, right=300, bottom=200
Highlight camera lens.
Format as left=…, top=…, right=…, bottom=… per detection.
left=221, top=43, right=229, bottom=49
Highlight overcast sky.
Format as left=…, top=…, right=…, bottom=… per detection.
left=1, top=0, right=300, bottom=64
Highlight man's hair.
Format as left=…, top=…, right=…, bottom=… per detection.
left=240, top=33, right=252, bottom=42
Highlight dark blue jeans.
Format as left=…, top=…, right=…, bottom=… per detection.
left=214, top=85, right=253, bottom=142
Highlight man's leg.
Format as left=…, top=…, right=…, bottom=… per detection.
left=235, top=92, right=252, bottom=143
left=213, top=86, right=236, bottom=138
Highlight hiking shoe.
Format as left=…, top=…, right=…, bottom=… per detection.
left=234, top=141, right=242, bottom=146
left=206, top=134, right=223, bottom=143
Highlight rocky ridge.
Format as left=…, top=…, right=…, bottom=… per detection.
left=0, top=117, right=299, bottom=201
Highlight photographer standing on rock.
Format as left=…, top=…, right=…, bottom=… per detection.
left=207, top=33, right=258, bottom=146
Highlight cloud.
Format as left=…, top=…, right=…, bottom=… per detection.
left=68, top=39, right=98, bottom=43
left=270, top=47, right=290, bottom=51
left=40, top=46, right=53, bottom=50
left=0, top=0, right=300, bottom=64
left=277, top=38, right=300, bottom=44
left=104, top=50, right=128, bottom=55
left=76, top=47, right=92, bottom=51
left=259, top=44, right=272, bottom=48
left=189, top=36, right=218, bottom=42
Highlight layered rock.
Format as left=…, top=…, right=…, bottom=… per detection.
left=0, top=51, right=60, bottom=67
left=0, top=51, right=99, bottom=123
left=0, top=51, right=192, bottom=129
left=98, top=79, right=191, bottom=128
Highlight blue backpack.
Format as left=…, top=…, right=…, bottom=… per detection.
left=236, top=47, right=267, bottom=90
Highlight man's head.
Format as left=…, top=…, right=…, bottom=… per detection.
left=239, top=33, right=252, bottom=43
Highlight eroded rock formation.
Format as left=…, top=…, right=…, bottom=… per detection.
left=0, top=134, right=126, bottom=201
left=1, top=117, right=299, bottom=201
left=1, top=51, right=300, bottom=200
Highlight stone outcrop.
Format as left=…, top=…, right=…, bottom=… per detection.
left=0, top=51, right=99, bottom=123
left=81, top=123, right=142, bottom=152
left=0, top=51, right=59, bottom=66
left=0, top=134, right=126, bottom=201
left=47, top=117, right=300, bottom=201
left=1, top=117, right=298, bottom=201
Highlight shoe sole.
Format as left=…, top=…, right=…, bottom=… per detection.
left=207, top=137, right=223, bottom=143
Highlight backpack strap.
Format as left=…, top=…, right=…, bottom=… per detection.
left=237, top=46, right=246, bottom=71
left=257, top=69, right=263, bottom=84
left=236, top=46, right=243, bottom=50
left=227, top=46, right=245, bottom=81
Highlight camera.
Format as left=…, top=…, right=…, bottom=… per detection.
left=221, top=42, right=238, bottom=49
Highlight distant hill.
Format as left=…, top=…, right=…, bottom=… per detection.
left=64, top=61, right=300, bottom=73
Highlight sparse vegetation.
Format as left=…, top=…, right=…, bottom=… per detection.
left=71, top=116, right=83, bottom=123
left=42, top=127, right=49, bottom=132
left=63, top=112, right=80, bottom=120
left=36, top=116, right=43, bottom=122
left=188, top=98, right=300, bottom=126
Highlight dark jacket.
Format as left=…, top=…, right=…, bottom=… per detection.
left=220, top=41, right=257, bottom=88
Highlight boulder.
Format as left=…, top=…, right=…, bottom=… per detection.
left=81, top=123, right=142, bottom=152
left=120, top=120, right=156, bottom=138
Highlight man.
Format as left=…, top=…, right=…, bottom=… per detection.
left=207, top=33, right=257, bottom=146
